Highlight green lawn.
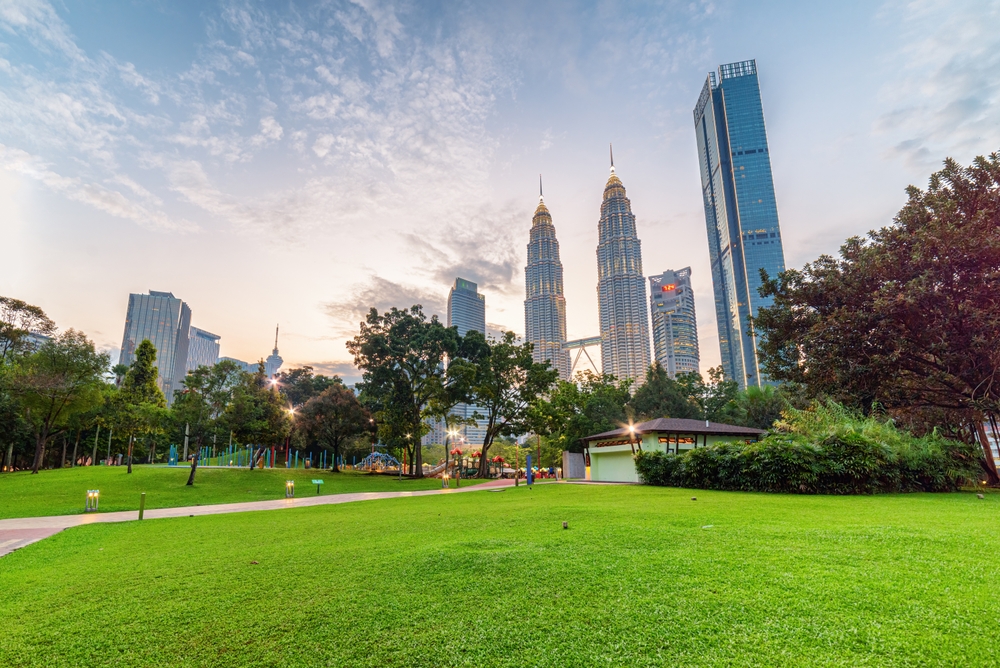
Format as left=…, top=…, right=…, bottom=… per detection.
left=1, top=484, right=998, bottom=666
left=0, top=466, right=471, bottom=519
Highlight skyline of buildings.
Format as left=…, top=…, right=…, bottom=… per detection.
left=649, top=268, right=700, bottom=377
left=119, top=290, right=282, bottom=402
left=596, top=157, right=652, bottom=386
left=694, top=59, right=786, bottom=389
left=524, top=180, right=571, bottom=380
left=114, top=58, right=786, bottom=404
left=118, top=291, right=192, bottom=404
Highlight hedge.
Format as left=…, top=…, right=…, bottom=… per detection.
left=634, top=403, right=982, bottom=494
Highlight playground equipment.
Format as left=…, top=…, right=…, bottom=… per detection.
left=356, top=451, right=402, bottom=472
left=168, top=445, right=178, bottom=466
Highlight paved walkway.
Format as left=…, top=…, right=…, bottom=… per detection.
left=0, top=478, right=517, bottom=558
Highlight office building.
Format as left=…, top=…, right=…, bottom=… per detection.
left=649, top=268, right=700, bottom=377
left=186, top=327, right=221, bottom=372
left=220, top=357, right=258, bottom=374
left=597, top=154, right=652, bottom=385
left=524, top=180, right=570, bottom=380
left=447, top=278, right=487, bottom=447
left=118, top=291, right=191, bottom=404
left=693, top=59, right=786, bottom=388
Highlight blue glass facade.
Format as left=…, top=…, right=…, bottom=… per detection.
left=693, top=59, right=785, bottom=388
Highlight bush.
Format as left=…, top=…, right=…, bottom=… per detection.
left=634, top=402, right=981, bottom=494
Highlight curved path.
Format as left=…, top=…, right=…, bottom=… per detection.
left=0, top=478, right=517, bottom=558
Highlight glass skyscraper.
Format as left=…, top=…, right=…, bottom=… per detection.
left=649, top=268, right=699, bottom=377
left=119, top=290, right=192, bottom=404
left=447, top=278, right=487, bottom=447
left=597, top=159, right=651, bottom=385
left=693, top=59, right=785, bottom=388
left=524, top=184, right=570, bottom=380
left=186, top=327, right=221, bottom=372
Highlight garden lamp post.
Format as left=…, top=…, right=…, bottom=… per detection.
left=285, top=480, right=294, bottom=498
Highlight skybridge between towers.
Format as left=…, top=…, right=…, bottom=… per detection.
left=562, top=336, right=602, bottom=378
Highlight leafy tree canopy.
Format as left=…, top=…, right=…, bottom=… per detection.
left=755, top=150, right=1000, bottom=478
left=0, top=296, right=56, bottom=362
left=275, top=366, right=341, bottom=408
left=628, top=363, right=702, bottom=421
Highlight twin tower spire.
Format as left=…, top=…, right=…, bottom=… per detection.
left=524, top=147, right=651, bottom=384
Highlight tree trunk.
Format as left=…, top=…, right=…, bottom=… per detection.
left=477, top=439, right=494, bottom=478
left=127, top=434, right=134, bottom=474
left=186, top=454, right=198, bottom=485
left=31, top=427, right=46, bottom=474
left=60, top=434, right=67, bottom=468
left=91, top=425, right=100, bottom=467
left=332, top=439, right=340, bottom=472
left=975, top=421, right=1000, bottom=485
left=71, top=430, right=80, bottom=468
left=3, top=441, right=12, bottom=472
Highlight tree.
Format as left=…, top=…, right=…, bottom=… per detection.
left=226, top=363, right=290, bottom=468
left=755, top=151, right=1000, bottom=481
left=173, top=359, right=247, bottom=457
left=347, top=306, right=460, bottom=478
left=7, top=330, right=108, bottom=473
left=275, top=366, right=341, bottom=408
left=737, top=385, right=788, bottom=431
left=114, top=340, right=167, bottom=473
left=674, top=367, right=742, bottom=424
left=465, top=331, right=558, bottom=477
left=0, top=296, right=56, bottom=362
left=298, top=385, right=370, bottom=472
left=628, top=363, right=702, bottom=420
left=530, top=371, right=632, bottom=453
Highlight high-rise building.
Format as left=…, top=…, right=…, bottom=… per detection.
left=447, top=278, right=487, bottom=448
left=265, top=325, right=283, bottom=378
left=186, top=327, right=221, bottom=372
left=649, top=268, right=700, bottom=377
left=118, top=290, right=192, bottom=404
left=448, top=278, right=486, bottom=338
left=597, top=152, right=652, bottom=385
left=694, top=59, right=786, bottom=388
left=524, top=179, right=570, bottom=380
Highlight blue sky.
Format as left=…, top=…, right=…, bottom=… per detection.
left=1, top=0, right=997, bottom=381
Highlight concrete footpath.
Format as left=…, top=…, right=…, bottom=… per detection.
left=0, top=478, right=517, bottom=558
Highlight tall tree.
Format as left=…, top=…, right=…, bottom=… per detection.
left=298, top=385, right=370, bottom=471
left=755, top=151, right=1000, bottom=481
left=116, top=339, right=167, bottom=473
left=737, top=385, right=788, bottom=430
left=0, top=296, right=57, bottom=362
left=465, top=331, right=558, bottom=477
left=529, top=371, right=633, bottom=453
left=628, top=363, right=701, bottom=420
left=7, top=330, right=108, bottom=473
left=347, top=306, right=460, bottom=478
left=275, top=366, right=341, bottom=408
left=226, top=363, right=290, bottom=468
left=674, top=367, right=742, bottom=424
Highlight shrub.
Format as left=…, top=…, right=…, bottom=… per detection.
left=634, top=402, right=981, bottom=494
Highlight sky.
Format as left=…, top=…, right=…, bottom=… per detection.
left=1, top=0, right=998, bottom=383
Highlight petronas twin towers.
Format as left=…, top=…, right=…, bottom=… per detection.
left=524, top=153, right=651, bottom=384
left=524, top=180, right=571, bottom=379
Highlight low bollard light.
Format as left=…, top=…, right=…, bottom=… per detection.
left=85, top=489, right=99, bottom=512
left=442, top=473, right=449, bottom=489
left=285, top=480, right=295, bottom=498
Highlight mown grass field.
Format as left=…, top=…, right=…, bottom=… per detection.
left=2, top=484, right=998, bottom=666
left=0, top=466, right=473, bottom=519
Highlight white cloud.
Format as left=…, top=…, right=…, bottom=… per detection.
left=876, top=0, right=1000, bottom=170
